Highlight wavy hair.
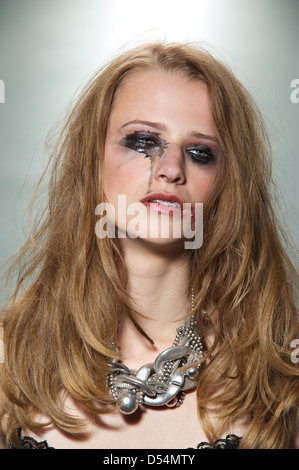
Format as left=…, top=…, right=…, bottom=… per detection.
left=0, top=42, right=298, bottom=448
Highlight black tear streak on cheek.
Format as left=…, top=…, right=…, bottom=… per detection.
left=147, top=154, right=157, bottom=194
left=146, top=142, right=168, bottom=194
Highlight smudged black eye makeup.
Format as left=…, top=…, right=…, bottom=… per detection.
left=123, top=131, right=168, bottom=158
left=121, top=130, right=216, bottom=165
left=186, top=144, right=215, bottom=165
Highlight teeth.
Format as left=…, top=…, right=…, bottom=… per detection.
left=150, top=199, right=180, bottom=209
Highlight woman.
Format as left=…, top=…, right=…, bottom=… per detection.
left=0, top=42, right=298, bottom=449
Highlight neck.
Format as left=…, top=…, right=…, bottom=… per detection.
left=118, top=238, right=192, bottom=364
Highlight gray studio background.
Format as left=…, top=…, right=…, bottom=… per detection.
left=0, top=0, right=298, bottom=299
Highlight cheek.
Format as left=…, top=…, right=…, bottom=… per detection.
left=103, top=150, right=150, bottom=200
left=192, top=169, right=216, bottom=202
left=103, top=156, right=115, bottom=198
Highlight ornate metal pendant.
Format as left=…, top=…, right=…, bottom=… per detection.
left=107, top=315, right=203, bottom=414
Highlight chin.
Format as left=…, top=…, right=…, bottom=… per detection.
left=114, top=211, right=198, bottom=250
left=121, top=232, right=188, bottom=253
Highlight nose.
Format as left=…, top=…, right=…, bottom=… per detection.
left=153, top=144, right=186, bottom=185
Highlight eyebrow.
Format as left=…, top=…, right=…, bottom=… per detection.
left=190, top=131, right=218, bottom=143
left=120, top=120, right=218, bottom=143
left=120, top=120, right=167, bottom=131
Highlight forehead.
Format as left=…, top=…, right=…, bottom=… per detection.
left=108, top=69, right=215, bottom=136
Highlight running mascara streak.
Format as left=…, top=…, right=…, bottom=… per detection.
left=123, top=130, right=169, bottom=158
left=122, top=130, right=169, bottom=193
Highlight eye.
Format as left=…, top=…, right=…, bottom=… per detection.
left=123, top=131, right=163, bottom=157
left=186, top=145, right=215, bottom=165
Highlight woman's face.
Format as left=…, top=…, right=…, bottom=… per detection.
left=103, top=69, right=218, bottom=248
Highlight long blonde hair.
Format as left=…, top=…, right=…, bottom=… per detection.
left=1, top=42, right=298, bottom=448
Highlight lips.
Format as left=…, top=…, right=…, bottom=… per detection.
left=140, top=192, right=185, bottom=216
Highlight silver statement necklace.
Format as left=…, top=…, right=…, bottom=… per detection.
left=107, top=289, right=204, bottom=415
